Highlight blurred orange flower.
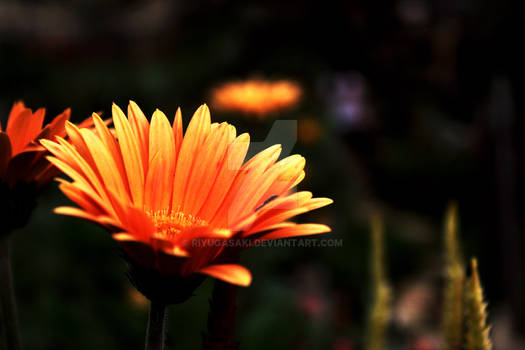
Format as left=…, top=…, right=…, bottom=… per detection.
left=42, top=102, right=332, bottom=289
left=0, top=102, right=74, bottom=188
left=212, top=79, right=301, bottom=117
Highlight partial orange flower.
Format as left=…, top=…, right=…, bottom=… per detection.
left=42, top=102, right=332, bottom=290
left=212, top=79, right=302, bottom=117
left=0, top=102, right=74, bottom=188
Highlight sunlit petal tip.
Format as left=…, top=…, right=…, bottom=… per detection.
left=127, top=101, right=140, bottom=117
left=305, top=223, right=332, bottom=234
left=199, top=264, right=252, bottom=287
left=316, top=224, right=332, bottom=233
left=39, top=139, right=55, bottom=148
left=53, top=207, right=97, bottom=222
left=213, top=228, right=233, bottom=238
left=55, top=178, right=70, bottom=185
left=318, top=198, right=334, bottom=206
left=171, top=246, right=190, bottom=257
left=194, top=103, right=211, bottom=121
left=54, top=136, right=69, bottom=146
left=91, top=112, right=102, bottom=120
left=112, top=103, right=127, bottom=119
left=296, top=191, right=313, bottom=200
left=237, top=133, right=250, bottom=143
left=113, top=232, right=138, bottom=242
left=279, top=154, right=305, bottom=169
left=267, top=144, right=282, bottom=155
left=65, top=120, right=79, bottom=131
left=261, top=223, right=332, bottom=241
left=152, top=109, right=168, bottom=121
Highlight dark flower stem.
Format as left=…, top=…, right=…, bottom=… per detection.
left=145, top=301, right=167, bottom=350
left=202, top=280, right=239, bottom=350
left=0, top=235, right=23, bottom=350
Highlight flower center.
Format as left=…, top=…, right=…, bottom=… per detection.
left=147, top=209, right=208, bottom=239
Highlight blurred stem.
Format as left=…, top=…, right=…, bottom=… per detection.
left=0, top=235, right=23, bottom=350
left=365, top=215, right=391, bottom=350
left=203, top=280, right=239, bottom=350
left=145, top=301, right=167, bottom=350
left=442, top=202, right=465, bottom=350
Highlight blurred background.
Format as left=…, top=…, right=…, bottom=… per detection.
left=1, top=0, right=525, bottom=349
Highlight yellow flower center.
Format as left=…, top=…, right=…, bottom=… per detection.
left=147, top=209, right=208, bottom=238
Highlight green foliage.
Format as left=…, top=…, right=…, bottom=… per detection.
left=464, top=259, right=492, bottom=350
left=365, top=215, right=391, bottom=350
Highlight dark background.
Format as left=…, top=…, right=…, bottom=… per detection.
left=1, top=0, right=525, bottom=349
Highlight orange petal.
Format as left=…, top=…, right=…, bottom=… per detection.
left=149, top=109, right=174, bottom=164
left=231, top=191, right=313, bottom=232
left=6, top=102, right=26, bottom=126
left=241, top=144, right=282, bottom=171
left=80, top=128, right=131, bottom=203
left=144, top=151, right=175, bottom=212
left=211, top=144, right=282, bottom=227
left=259, top=223, right=331, bottom=241
left=5, top=102, right=27, bottom=133
left=58, top=181, right=106, bottom=215
left=172, top=107, right=183, bottom=157
left=6, top=108, right=35, bottom=155
left=246, top=197, right=333, bottom=235
left=54, top=137, right=111, bottom=199
left=128, top=101, right=150, bottom=173
left=198, top=133, right=249, bottom=221
left=27, top=108, right=46, bottom=139
left=231, top=153, right=301, bottom=222
left=112, top=103, right=145, bottom=206
left=91, top=113, right=129, bottom=192
left=64, top=122, right=96, bottom=168
left=35, top=109, right=71, bottom=141
left=198, top=264, right=252, bottom=286
left=44, top=148, right=119, bottom=218
left=54, top=206, right=101, bottom=222
left=183, top=122, right=233, bottom=215
left=144, top=109, right=176, bottom=212
left=47, top=157, right=116, bottom=218
left=258, top=155, right=306, bottom=207
left=172, top=104, right=211, bottom=210
left=113, top=232, right=142, bottom=242
left=123, top=206, right=155, bottom=242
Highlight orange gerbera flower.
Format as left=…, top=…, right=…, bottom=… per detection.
left=212, top=79, right=302, bottom=117
left=0, top=102, right=73, bottom=188
left=42, top=102, right=331, bottom=292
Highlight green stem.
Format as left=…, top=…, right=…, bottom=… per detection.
left=0, top=235, right=23, bottom=350
left=145, top=301, right=167, bottom=350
